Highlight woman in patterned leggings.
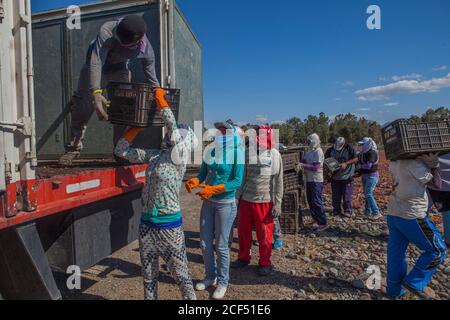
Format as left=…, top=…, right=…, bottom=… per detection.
left=114, top=88, right=197, bottom=300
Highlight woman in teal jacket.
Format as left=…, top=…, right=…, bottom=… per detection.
left=186, top=121, right=245, bottom=300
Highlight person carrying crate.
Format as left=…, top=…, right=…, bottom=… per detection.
left=428, top=152, right=450, bottom=245
left=325, top=137, right=356, bottom=218
left=230, top=125, right=284, bottom=276
left=114, top=89, right=197, bottom=301
left=386, top=154, right=447, bottom=300
left=59, top=15, right=161, bottom=165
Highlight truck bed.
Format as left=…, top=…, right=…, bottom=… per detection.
left=36, top=159, right=119, bottom=179
left=36, top=160, right=200, bottom=180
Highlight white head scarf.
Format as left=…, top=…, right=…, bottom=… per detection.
left=359, top=137, right=377, bottom=154
left=334, top=137, right=346, bottom=151
left=307, top=133, right=321, bottom=151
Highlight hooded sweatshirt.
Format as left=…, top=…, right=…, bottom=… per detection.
left=197, top=128, right=245, bottom=202
left=238, top=126, right=284, bottom=210
left=86, top=19, right=160, bottom=91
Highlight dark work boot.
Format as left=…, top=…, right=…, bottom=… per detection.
left=230, top=260, right=250, bottom=269
left=257, top=266, right=274, bottom=277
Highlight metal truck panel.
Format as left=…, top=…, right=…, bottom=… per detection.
left=0, top=0, right=36, bottom=185
left=173, top=5, right=203, bottom=129
left=32, top=22, right=66, bottom=157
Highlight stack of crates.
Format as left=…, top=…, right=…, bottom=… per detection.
left=279, top=150, right=304, bottom=234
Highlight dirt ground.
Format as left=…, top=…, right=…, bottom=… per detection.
left=61, top=186, right=450, bottom=301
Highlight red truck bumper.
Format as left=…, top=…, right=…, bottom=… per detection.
left=0, top=164, right=148, bottom=230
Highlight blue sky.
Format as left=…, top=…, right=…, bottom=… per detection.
left=32, top=0, right=450, bottom=126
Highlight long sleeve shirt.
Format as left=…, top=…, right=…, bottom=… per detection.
left=238, top=149, right=284, bottom=210
left=114, top=108, right=192, bottom=227
left=86, top=20, right=160, bottom=91
left=197, top=143, right=245, bottom=202
left=388, top=160, right=441, bottom=220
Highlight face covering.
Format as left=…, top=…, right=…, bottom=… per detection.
left=334, top=137, right=346, bottom=151
left=161, top=124, right=194, bottom=150
left=307, top=133, right=321, bottom=151
left=361, top=138, right=377, bottom=154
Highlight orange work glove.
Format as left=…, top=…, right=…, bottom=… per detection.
left=154, top=88, right=169, bottom=110
left=185, top=178, right=201, bottom=193
left=197, top=185, right=227, bottom=201
left=123, top=127, right=145, bottom=143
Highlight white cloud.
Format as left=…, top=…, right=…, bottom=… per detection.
left=355, top=73, right=450, bottom=101
left=334, top=98, right=342, bottom=101
left=432, top=65, right=447, bottom=72
left=379, top=77, right=388, bottom=82
left=358, top=108, right=371, bottom=111
left=391, top=73, right=422, bottom=81
left=384, top=102, right=399, bottom=107
left=256, top=115, right=269, bottom=122
left=270, top=120, right=285, bottom=125
left=342, top=81, right=355, bottom=87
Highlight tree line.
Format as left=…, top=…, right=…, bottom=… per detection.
left=240, top=107, right=450, bottom=147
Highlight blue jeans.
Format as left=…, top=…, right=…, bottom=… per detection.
left=200, top=200, right=237, bottom=286
left=306, top=182, right=327, bottom=226
left=387, top=215, right=447, bottom=298
left=273, top=216, right=283, bottom=241
left=362, top=175, right=380, bottom=215
left=444, top=211, right=450, bottom=245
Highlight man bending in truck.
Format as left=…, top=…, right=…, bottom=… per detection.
left=114, top=88, right=197, bottom=300
left=59, top=14, right=161, bottom=165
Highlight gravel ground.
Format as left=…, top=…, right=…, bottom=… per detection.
left=60, top=186, right=450, bottom=301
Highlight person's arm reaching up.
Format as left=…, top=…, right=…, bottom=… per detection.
left=114, top=128, right=161, bottom=164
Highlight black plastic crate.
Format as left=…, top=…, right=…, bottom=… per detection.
left=284, top=171, right=300, bottom=192
left=107, top=82, right=180, bottom=128
left=279, top=213, right=298, bottom=235
left=281, top=152, right=300, bottom=171
left=382, top=119, right=450, bottom=160
left=282, top=191, right=299, bottom=213
left=324, top=158, right=340, bottom=173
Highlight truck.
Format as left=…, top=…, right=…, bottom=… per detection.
left=0, top=0, right=203, bottom=300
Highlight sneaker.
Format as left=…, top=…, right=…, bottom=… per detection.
left=253, top=240, right=260, bottom=247
left=311, top=223, right=320, bottom=230
left=273, top=239, right=283, bottom=250
left=342, top=212, right=353, bottom=218
left=402, top=281, right=432, bottom=300
left=370, top=214, right=383, bottom=221
left=230, top=260, right=250, bottom=269
left=257, top=266, right=274, bottom=277
left=195, top=278, right=217, bottom=291
left=212, top=285, right=228, bottom=300
left=317, top=225, right=330, bottom=232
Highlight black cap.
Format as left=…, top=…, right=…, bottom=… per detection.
left=116, top=15, right=147, bottom=45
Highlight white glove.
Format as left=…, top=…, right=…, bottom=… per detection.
left=272, top=207, right=281, bottom=219
left=418, top=153, right=440, bottom=169
left=295, top=163, right=304, bottom=173
left=93, top=92, right=110, bottom=121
